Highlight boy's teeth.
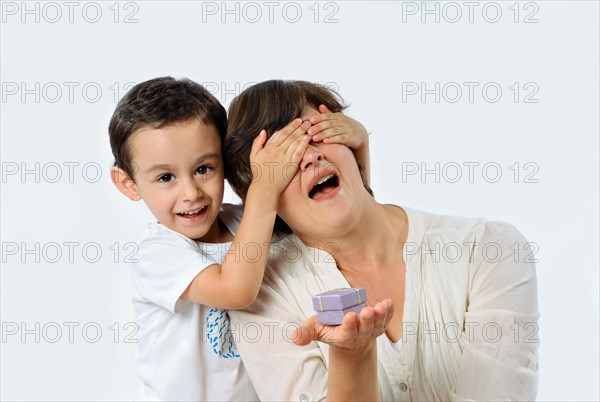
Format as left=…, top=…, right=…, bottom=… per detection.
left=180, top=206, right=205, bottom=216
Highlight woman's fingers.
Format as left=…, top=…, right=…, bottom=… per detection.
left=338, top=312, right=360, bottom=342
left=357, top=306, right=376, bottom=340
left=292, top=300, right=395, bottom=349
left=292, top=315, right=320, bottom=346
left=371, top=299, right=394, bottom=337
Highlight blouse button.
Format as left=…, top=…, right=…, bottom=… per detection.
left=399, top=382, right=408, bottom=392
left=299, top=393, right=310, bottom=402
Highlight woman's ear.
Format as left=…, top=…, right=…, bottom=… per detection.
left=111, top=167, right=141, bottom=201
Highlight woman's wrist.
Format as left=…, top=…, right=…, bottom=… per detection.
left=327, top=340, right=380, bottom=401
left=328, top=339, right=377, bottom=363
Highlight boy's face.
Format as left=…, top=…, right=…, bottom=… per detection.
left=125, top=119, right=225, bottom=242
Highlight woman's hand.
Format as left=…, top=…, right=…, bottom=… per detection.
left=293, top=299, right=393, bottom=401
left=292, top=299, right=394, bottom=352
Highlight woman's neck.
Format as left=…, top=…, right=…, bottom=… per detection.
left=311, top=201, right=409, bottom=274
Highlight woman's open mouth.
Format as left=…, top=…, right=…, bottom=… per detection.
left=308, top=173, right=340, bottom=200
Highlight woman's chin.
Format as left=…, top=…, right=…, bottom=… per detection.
left=313, top=205, right=357, bottom=236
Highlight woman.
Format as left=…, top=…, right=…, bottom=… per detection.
left=225, top=80, right=539, bottom=401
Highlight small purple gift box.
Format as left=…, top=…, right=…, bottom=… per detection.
left=316, top=302, right=366, bottom=326
left=312, top=288, right=367, bottom=312
left=312, top=288, right=367, bottom=325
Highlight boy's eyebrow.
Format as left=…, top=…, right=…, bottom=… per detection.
left=145, top=153, right=220, bottom=174
left=145, top=163, right=174, bottom=174
left=195, top=153, right=220, bottom=163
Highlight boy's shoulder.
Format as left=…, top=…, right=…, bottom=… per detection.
left=138, top=221, right=199, bottom=249
left=132, top=221, right=223, bottom=313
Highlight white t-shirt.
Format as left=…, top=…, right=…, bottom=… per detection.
left=229, top=206, right=539, bottom=401
left=130, top=204, right=258, bottom=401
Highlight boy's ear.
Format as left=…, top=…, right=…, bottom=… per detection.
left=111, top=167, right=141, bottom=201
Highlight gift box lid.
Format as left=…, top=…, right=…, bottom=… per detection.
left=312, top=287, right=367, bottom=312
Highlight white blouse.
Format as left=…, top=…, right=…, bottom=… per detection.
left=229, top=207, right=539, bottom=401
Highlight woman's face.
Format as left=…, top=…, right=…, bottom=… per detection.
left=277, top=113, right=368, bottom=242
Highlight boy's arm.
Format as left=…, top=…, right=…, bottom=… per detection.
left=308, top=104, right=370, bottom=185
left=181, top=119, right=311, bottom=309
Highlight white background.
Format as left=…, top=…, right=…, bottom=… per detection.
left=1, top=1, right=598, bottom=400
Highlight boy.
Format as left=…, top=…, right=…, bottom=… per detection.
left=108, top=77, right=368, bottom=400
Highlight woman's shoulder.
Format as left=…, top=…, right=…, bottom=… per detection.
left=402, top=206, right=485, bottom=238
left=219, top=203, right=244, bottom=232
left=401, top=206, right=525, bottom=244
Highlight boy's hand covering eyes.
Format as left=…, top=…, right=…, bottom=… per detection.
left=307, top=105, right=369, bottom=150
left=249, top=118, right=311, bottom=194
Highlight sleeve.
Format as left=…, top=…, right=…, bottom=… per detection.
left=228, top=266, right=329, bottom=402
left=132, top=226, right=220, bottom=313
left=451, top=221, right=539, bottom=401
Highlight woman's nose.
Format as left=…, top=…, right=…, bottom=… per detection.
left=300, top=145, right=324, bottom=171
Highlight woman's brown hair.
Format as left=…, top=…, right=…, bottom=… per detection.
left=225, top=80, right=372, bottom=199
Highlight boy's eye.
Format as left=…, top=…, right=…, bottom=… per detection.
left=196, top=165, right=212, bottom=175
left=158, top=173, right=174, bottom=183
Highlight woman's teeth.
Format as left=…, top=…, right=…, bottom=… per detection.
left=314, top=174, right=334, bottom=187
left=309, top=174, right=339, bottom=199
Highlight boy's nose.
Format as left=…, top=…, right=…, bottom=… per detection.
left=300, top=145, right=324, bottom=171
left=181, top=178, right=203, bottom=201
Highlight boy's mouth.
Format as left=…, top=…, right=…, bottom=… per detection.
left=176, top=206, right=207, bottom=218
left=308, top=172, right=340, bottom=200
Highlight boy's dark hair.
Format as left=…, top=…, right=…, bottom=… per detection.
left=225, top=80, right=372, bottom=200
left=109, top=77, right=227, bottom=178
